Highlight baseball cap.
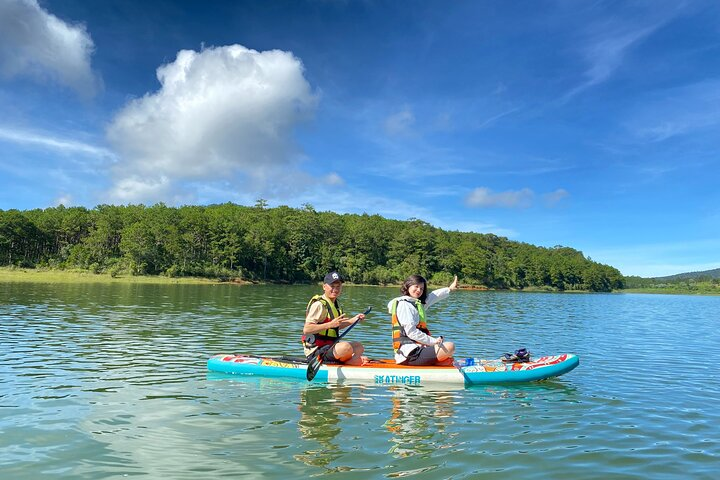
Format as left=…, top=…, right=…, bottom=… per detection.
left=323, top=271, right=344, bottom=284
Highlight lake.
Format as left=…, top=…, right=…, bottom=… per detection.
left=1, top=282, right=718, bottom=479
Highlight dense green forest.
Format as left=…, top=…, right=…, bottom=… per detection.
left=0, top=202, right=624, bottom=292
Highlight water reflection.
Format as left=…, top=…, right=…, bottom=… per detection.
left=295, top=384, right=353, bottom=467
left=470, top=380, right=580, bottom=402
left=4, top=283, right=720, bottom=479
left=384, top=386, right=458, bottom=458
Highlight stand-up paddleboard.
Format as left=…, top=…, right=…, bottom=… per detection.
left=207, top=353, right=579, bottom=386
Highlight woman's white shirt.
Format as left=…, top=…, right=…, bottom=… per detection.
left=387, top=287, right=450, bottom=362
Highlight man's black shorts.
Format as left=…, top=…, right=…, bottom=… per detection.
left=311, top=344, right=341, bottom=364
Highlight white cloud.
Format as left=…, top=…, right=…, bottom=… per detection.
left=55, top=193, right=73, bottom=206
left=475, top=107, right=522, bottom=129
left=562, top=14, right=671, bottom=101
left=625, top=80, right=720, bottom=143
left=465, top=187, right=569, bottom=209
left=543, top=188, right=569, bottom=206
left=0, top=126, right=113, bottom=158
left=587, top=239, right=720, bottom=277
left=108, top=176, right=177, bottom=205
left=0, top=0, right=98, bottom=96
left=325, top=173, right=344, bottom=186
left=436, top=219, right=518, bottom=239
left=582, top=26, right=654, bottom=87
left=465, top=187, right=534, bottom=208
left=105, top=44, right=318, bottom=204
left=384, top=107, right=415, bottom=136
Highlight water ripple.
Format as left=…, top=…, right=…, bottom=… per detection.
left=1, top=284, right=719, bottom=479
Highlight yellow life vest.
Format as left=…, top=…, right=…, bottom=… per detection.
left=302, top=295, right=343, bottom=347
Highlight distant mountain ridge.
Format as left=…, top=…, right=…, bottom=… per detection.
left=655, top=267, right=720, bottom=281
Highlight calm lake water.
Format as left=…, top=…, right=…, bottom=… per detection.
left=1, top=282, right=718, bottom=479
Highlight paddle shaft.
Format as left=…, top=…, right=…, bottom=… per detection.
left=306, top=306, right=371, bottom=381
left=336, top=315, right=361, bottom=341
left=329, top=306, right=371, bottom=345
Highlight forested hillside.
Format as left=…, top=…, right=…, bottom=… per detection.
left=657, top=267, right=720, bottom=281
left=0, top=202, right=624, bottom=291
left=623, top=267, right=720, bottom=295
left=624, top=267, right=720, bottom=287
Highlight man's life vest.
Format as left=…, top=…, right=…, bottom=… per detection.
left=302, top=295, right=343, bottom=348
left=391, top=298, right=431, bottom=354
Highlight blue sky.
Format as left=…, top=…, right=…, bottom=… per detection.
left=1, top=0, right=719, bottom=278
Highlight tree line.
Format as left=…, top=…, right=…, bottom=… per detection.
left=0, top=202, right=624, bottom=291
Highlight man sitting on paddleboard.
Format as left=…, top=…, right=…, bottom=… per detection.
left=388, top=274, right=458, bottom=366
left=302, top=271, right=368, bottom=365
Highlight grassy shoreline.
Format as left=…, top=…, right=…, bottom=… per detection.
left=0, top=267, right=230, bottom=285
left=9, top=267, right=715, bottom=295
left=0, top=267, right=577, bottom=290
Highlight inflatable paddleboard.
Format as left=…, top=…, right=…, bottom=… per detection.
left=207, top=353, right=579, bottom=386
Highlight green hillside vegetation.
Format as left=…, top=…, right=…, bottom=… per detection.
left=624, top=273, right=720, bottom=295
left=656, top=267, right=720, bottom=281
left=0, top=202, right=624, bottom=292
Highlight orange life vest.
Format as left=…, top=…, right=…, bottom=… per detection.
left=391, top=298, right=430, bottom=354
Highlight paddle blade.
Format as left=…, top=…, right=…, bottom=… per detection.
left=306, top=352, right=323, bottom=381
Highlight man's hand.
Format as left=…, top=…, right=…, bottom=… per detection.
left=329, top=314, right=348, bottom=329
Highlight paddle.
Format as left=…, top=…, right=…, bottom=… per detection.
left=306, top=306, right=372, bottom=381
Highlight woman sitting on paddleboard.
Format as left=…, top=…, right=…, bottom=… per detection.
left=388, top=274, right=458, bottom=366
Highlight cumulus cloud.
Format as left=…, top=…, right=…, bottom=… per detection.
left=466, top=187, right=570, bottom=208
left=55, top=193, right=73, bottom=206
left=108, top=176, right=173, bottom=205
left=0, top=0, right=98, bottom=96
left=543, top=188, right=569, bottom=206
left=105, top=44, right=318, bottom=204
left=465, top=187, right=534, bottom=208
left=325, top=173, right=345, bottom=186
